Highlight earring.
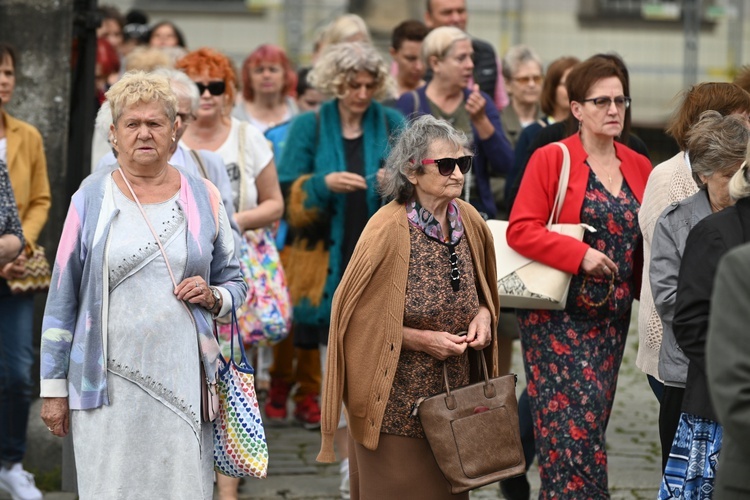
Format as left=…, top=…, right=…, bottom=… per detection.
left=113, top=138, right=117, bottom=145
left=577, top=120, right=582, bottom=132
left=171, top=137, right=176, bottom=142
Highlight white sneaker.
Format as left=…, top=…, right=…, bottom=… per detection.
left=0, top=463, right=42, bottom=500
left=339, top=458, right=350, bottom=500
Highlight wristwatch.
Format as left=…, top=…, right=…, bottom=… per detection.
left=209, top=286, right=222, bottom=315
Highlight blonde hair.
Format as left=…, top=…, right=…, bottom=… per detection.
left=421, top=26, right=470, bottom=66
left=320, top=14, right=371, bottom=47
left=124, top=47, right=170, bottom=72
left=105, top=70, right=177, bottom=125
left=729, top=159, right=750, bottom=201
left=308, top=42, right=394, bottom=101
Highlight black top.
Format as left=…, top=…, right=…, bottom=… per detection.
left=674, top=196, right=750, bottom=421
left=342, top=135, right=368, bottom=271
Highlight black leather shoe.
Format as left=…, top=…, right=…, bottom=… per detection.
left=500, top=474, right=530, bottom=500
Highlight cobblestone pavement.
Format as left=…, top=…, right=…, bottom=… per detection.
left=238, top=307, right=662, bottom=500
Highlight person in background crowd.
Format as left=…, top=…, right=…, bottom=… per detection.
left=650, top=110, right=749, bottom=473
left=395, top=26, right=513, bottom=220
left=40, top=71, right=245, bottom=500
left=0, top=42, right=51, bottom=500
left=507, top=52, right=650, bottom=210
left=636, top=82, right=750, bottom=470
left=500, top=45, right=544, bottom=149
left=277, top=42, right=404, bottom=500
left=233, top=44, right=299, bottom=133
left=389, top=20, right=429, bottom=97
left=263, top=67, right=325, bottom=462
left=123, top=46, right=171, bottom=73
left=507, top=55, right=652, bottom=497
left=313, top=13, right=372, bottom=61
left=176, top=47, right=283, bottom=500
left=95, top=38, right=120, bottom=107
left=121, top=9, right=150, bottom=56
left=506, top=55, right=579, bottom=211
left=424, top=0, right=509, bottom=111
left=317, top=115, right=498, bottom=500
left=148, top=21, right=186, bottom=49
left=491, top=44, right=544, bottom=219
left=659, top=156, right=750, bottom=499
left=97, top=6, right=125, bottom=62
left=706, top=241, right=750, bottom=499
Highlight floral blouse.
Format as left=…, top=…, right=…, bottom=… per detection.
left=0, top=139, right=24, bottom=250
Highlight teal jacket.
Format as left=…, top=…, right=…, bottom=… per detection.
left=277, top=100, right=404, bottom=328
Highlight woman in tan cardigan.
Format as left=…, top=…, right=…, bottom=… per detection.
left=318, top=115, right=500, bottom=499
left=0, top=42, right=50, bottom=500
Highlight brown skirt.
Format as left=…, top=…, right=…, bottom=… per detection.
left=349, top=433, right=469, bottom=500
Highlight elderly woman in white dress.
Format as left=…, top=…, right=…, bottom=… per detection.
left=39, top=71, right=246, bottom=499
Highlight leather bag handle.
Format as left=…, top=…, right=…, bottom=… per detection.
left=547, top=142, right=571, bottom=228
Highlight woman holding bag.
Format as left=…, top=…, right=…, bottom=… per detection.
left=507, top=55, right=652, bottom=497
left=39, top=71, right=246, bottom=499
left=317, top=115, right=499, bottom=499
left=176, top=47, right=284, bottom=500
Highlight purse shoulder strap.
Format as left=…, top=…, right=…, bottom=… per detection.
left=117, top=167, right=179, bottom=290
left=237, top=121, right=248, bottom=213
left=548, top=142, right=571, bottom=227
left=189, top=149, right=209, bottom=179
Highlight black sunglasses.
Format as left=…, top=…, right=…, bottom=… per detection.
left=421, top=156, right=473, bottom=176
left=195, top=81, right=226, bottom=96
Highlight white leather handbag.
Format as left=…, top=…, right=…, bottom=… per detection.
left=487, top=142, right=593, bottom=310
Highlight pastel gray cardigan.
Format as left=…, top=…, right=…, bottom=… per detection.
left=40, top=168, right=247, bottom=409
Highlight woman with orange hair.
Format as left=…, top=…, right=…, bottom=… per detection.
left=177, top=48, right=284, bottom=499
left=233, top=44, right=299, bottom=133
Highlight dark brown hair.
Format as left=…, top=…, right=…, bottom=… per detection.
left=540, top=56, right=579, bottom=117
left=391, top=20, right=430, bottom=51
left=666, top=82, right=750, bottom=150
left=565, top=53, right=631, bottom=141
left=0, top=42, right=17, bottom=71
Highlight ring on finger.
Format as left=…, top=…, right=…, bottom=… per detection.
left=47, top=426, right=53, bottom=432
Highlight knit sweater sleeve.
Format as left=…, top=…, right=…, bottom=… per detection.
left=318, top=233, right=375, bottom=462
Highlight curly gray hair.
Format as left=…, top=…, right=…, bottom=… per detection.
left=380, top=115, right=470, bottom=203
left=307, top=42, right=394, bottom=100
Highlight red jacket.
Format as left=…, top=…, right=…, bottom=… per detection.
left=507, top=133, right=652, bottom=275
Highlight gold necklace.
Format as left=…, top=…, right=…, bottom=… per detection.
left=588, top=155, right=617, bottom=190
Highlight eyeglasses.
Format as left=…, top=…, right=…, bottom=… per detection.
left=176, top=112, right=195, bottom=123
left=421, top=156, right=473, bottom=176
left=513, top=75, right=543, bottom=85
left=195, top=81, right=226, bottom=96
left=581, top=96, right=631, bottom=110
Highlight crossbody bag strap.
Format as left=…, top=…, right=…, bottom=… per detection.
left=190, top=149, right=209, bottom=180
left=548, top=142, right=571, bottom=227
left=117, top=167, right=180, bottom=290
left=237, top=121, right=248, bottom=213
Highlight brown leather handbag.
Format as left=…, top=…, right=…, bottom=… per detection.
left=415, top=350, right=525, bottom=494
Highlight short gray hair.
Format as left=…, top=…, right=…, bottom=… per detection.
left=421, top=26, right=470, bottom=66
left=308, top=42, right=393, bottom=100
left=105, top=70, right=177, bottom=125
left=153, top=67, right=200, bottom=113
left=502, top=44, right=543, bottom=81
left=380, top=115, right=469, bottom=203
left=686, top=110, right=750, bottom=188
